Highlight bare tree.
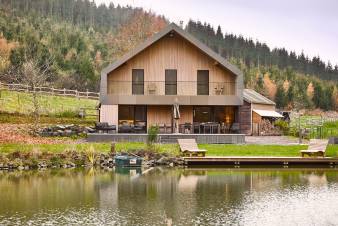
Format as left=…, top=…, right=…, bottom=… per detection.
left=4, top=56, right=53, bottom=132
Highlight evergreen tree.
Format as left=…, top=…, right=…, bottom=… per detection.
left=275, top=85, right=287, bottom=109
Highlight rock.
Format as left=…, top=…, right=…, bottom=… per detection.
left=169, top=162, right=174, bottom=167
left=156, top=157, right=169, bottom=165
left=56, top=125, right=66, bottom=130
left=18, top=166, right=24, bottom=170
left=24, top=166, right=29, bottom=170
left=68, top=162, right=76, bottom=168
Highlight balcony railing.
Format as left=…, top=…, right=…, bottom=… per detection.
left=107, top=81, right=236, bottom=96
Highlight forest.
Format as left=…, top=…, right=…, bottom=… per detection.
left=0, top=0, right=336, bottom=110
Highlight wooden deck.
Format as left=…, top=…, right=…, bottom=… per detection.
left=184, top=156, right=338, bottom=166
left=87, top=133, right=245, bottom=144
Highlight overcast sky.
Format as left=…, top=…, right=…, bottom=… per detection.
left=95, top=0, right=338, bottom=65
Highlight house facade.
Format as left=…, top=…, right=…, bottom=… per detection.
left=99, top=23, right=247, bottom=134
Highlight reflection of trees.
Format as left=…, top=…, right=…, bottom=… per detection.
left=0, top=169, right=99, bottom=215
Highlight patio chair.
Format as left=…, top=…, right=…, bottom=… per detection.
left=230, top=123, right=240, bottom=134
left=95, top=122, right=116, bottom=134
left=158, top=123, right=166, bottom=133
left=165, top=123, right=172, bottom=133
left=177, top=139, right=207, bottom=157
left=300, top=139, right=328, bottom=157
left=147, top=83, right=157, bottom=95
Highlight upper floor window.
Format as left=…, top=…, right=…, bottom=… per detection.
left=197, top=70, right=209, bottom=95
left=165, top=69, right=177, bottom=95
left=132, top=69, right=144, bottom=95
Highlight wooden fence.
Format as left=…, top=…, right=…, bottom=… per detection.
left=0, top=82, right=100, bottom=100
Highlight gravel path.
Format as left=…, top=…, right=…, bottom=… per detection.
left=245, top=136, right=308, bottom=145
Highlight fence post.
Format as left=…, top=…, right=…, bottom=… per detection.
left=86, top=89, right=89, bottom=99
left=63, top=88, right=66, bottom=96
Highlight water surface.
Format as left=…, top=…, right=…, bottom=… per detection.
left=0, top=167, right=338, bottom=226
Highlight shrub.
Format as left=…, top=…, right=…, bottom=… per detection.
left=147, top=125, right=159, bottom=144
left=274, top=119, right=289, bottom=135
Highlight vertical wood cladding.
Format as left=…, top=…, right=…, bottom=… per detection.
left=238, top=101, right=252, bottom=135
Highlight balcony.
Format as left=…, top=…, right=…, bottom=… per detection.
left=104, top=81, right=241, bottom=106
left=107, top=81, right=236, bottom=96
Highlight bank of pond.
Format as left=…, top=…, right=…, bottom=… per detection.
left=0, top=143, right=337, bottom=171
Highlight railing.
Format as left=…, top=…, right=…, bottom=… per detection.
left=0, top=82, right=100, bottom=100
left=107, top=81, right=236, bottom=96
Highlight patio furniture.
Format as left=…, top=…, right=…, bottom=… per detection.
left=193, top=122, right=201, bottom=134
left=214, top=83, right=224, bottom=95
left=147, top=83, right=157, bottom=95
left=118, top=122, right=133, bottom=133
left=178, top=139, right=207, bottom=157
left=300, top=139, right=328, bottom=157
left=133, top=122, right=146, bottom=133
left=165, top=123, right=172, bottom=133
left=158, top=123, right=166, bottom=133
left=95, top=122, right=116, bottom=133
left=183, top=123, right=192, bottom=134
left=230, top=123, right=240, bottom=134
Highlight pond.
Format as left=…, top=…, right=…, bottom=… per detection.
left=0, top=167, right=338, bottom=226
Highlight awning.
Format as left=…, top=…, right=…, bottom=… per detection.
left=253, top=109, right=284, bottom=118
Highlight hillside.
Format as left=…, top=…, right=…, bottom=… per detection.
left=0, top=0, right=336, bottom=110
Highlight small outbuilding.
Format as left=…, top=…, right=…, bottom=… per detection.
left=241, top=89, right=283, bottom=135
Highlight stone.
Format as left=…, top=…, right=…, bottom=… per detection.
left=18, top=166, right=24, bottom=170
left=169, top=162, right=174, bottom=167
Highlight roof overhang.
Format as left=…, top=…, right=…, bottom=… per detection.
left=253, top=109, right=283, bottom=118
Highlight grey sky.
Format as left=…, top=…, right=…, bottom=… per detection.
left=95, top=0, right=338, bottom=65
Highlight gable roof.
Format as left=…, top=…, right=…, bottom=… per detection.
left=101, top=23, right=242, bottom=77
left=243, top=89, right=275, bottom=105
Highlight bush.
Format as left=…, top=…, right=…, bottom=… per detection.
left=54, top=110, right=79, bottom=118
left=274, top=119, right=289, bottom=135
left=147, top=125, right=159, bottom=144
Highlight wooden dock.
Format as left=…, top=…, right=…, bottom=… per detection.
left=183, top=156, right=338, bottom=166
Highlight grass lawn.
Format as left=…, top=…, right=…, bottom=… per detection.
left=0, top=112, right=95, bottom=125
left=1, top=142, right=337, bottom=158
left=0, top=90, right=98, bottom=115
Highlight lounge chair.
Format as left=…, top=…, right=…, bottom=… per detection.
left=177, top=139, right=207, bottom=157
left=300, top=139, right=328, bottom=157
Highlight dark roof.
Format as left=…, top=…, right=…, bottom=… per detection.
left=102, top=23, right=243, bottom=78
left=243, top=89, right=275, bottom=105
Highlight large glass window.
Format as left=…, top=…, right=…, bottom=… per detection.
left=197, top=70, right=209, bottom=95
left=132, top=69, right=144, bottom=95
left=118, top=105, right=147, bottom=133
left=193, top=106, right=213, bottom=123
left=165, top=69, right=177, bottom=95
left=193, top=106, right=235, bottom=124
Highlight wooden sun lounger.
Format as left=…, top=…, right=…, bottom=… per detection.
left=178, top=139, right=207, bottom=157
left=300, top=139, right=328, bottom=157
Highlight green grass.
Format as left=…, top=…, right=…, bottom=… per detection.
left=0, top=142, right=180, bottom=156
left=201, top=144, right=306, bottom=157
left=1, top=143, right=337, bottom=158
left=0, top=112, right=95, bottom=125
left=0, top=90, right=98, bottom=115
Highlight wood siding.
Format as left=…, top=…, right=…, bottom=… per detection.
left=147, top=105, right=172, bottom=128
left=107, top=34, right=236, bottom=96
left=100, top=105, right=118, bottom=125
left=238, top=101, right=252, bottom=135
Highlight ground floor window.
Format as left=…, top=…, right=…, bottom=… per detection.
left=193, top=106, right=236, bottom=124
left=118, top=105, right=147, bottom=133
